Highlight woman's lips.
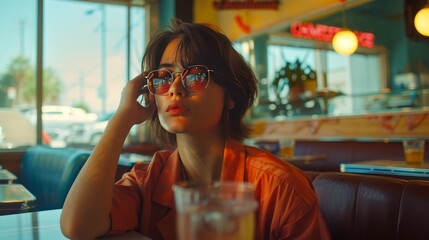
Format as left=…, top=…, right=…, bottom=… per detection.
left=166, top=102, right=187, bottom=115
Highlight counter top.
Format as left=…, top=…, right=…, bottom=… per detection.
left=250, top=109, right=429, bottom=141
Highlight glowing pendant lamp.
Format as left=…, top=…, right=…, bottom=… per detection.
left=414, top=3, right=429, bottom=36
left=332, top=0, right=358, bottom=55
left=333, top=29, right=358, bottom=55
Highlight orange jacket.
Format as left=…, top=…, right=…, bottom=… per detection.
left=109, top=139, right=331, bottom=240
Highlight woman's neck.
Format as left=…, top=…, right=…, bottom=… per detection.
left=176, top=132, right=225, bottom=183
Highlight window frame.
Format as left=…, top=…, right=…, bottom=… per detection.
left=31, top=0, right=148, bottom=147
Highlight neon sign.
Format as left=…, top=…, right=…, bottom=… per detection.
left=290, top=22, right=375, bottom=48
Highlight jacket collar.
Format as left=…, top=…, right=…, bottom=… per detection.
left=221, top=139, right=247, bottom=181
left=152, top=139, right=246, bottom=209
left=152, top=150, right=182, bottom=209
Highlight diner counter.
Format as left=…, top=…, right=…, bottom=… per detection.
left=0, top=209, right=151, bottom=240
left=250, top=108, right=429, bottom=141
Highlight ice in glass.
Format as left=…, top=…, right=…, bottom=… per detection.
left=173, top=181, right=258, bottom=240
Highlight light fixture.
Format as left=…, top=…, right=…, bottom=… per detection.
left=332, top=0, right=358, bottom=56
left=414, top=2, right=429, bottom=36
left=332, top=29, right=358, bottom=55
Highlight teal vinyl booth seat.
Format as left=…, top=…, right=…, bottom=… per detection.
left=20, top=145, right=91, bottom=211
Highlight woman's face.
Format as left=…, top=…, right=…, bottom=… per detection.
left=154, top=38, right=226, bottom=136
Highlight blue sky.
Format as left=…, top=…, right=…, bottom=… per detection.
left=0, top=0, right=37, bottom=71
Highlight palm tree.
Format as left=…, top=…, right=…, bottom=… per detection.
left=0, top=56, right=61, bottom=107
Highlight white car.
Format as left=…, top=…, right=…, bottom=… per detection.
left=66, top=112, right=114, bottom=146
left=26, top=105, right=98, bottom=137
left=23, top=105, right=98, bottom=147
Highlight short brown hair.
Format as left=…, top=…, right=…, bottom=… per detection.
left=142, top=19, right=258, bottom=146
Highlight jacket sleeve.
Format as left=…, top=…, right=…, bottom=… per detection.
left=108, top=164, right=148, bottom=234
left=278, top=203, right=332, bottom=240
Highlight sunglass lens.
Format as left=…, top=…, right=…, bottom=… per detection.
left=183, top=66, right=208, bottom=91
left=149, top=70, right=172, bottom=95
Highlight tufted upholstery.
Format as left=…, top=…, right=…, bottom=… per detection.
left=20, top=146, right=90, bottom=211
left=305, top=171, right=429, bottom=240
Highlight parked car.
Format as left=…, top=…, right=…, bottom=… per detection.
left=0, top=108, right=50, bottom=149
left=25, top=105, right=98, bottom=142
left=66, top=112, right=114, bottom=146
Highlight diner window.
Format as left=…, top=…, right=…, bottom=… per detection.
left=0, top=0, right=146, bottom=150
left=0, top=0, right=37, bottom=149
left=234, top=39, right=255, bottom=67
left=266, top=44, right=385, bottom=117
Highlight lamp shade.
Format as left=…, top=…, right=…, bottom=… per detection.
left=414, top=6, right=429, bottom=36
left=332, top=29, right=358, bottom=55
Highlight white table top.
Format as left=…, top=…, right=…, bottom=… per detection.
left=0, top=209, right=151, bottom=239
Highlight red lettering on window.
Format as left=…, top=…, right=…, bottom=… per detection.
left=290, top=22, right=374, bottom=49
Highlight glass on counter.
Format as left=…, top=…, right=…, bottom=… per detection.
left=403, top=139, right=426, bottom=165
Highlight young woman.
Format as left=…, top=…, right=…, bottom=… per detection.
left=60, top=20, right=331, bottom=240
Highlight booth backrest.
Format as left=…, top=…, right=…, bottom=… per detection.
left=305, top=171, right=429, bottom=240
left=20, top=146, right=90, bottom=211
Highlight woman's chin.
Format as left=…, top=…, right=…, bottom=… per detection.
left=161, top=123, right=188, bottom=134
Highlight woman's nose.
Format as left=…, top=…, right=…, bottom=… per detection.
left=168, top=73, right=186, bottom=97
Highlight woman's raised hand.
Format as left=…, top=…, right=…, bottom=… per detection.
left=116, top=73, right=156, bottom=126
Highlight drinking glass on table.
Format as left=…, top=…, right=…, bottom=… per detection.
left=173, top=181, right=258, bottom=240
left=402, top=139, right=425, bottom=165
left=279, top=138, right=295, bottom=159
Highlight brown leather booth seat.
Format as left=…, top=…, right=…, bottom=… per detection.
left=304, top=171, right=429, bottom=240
